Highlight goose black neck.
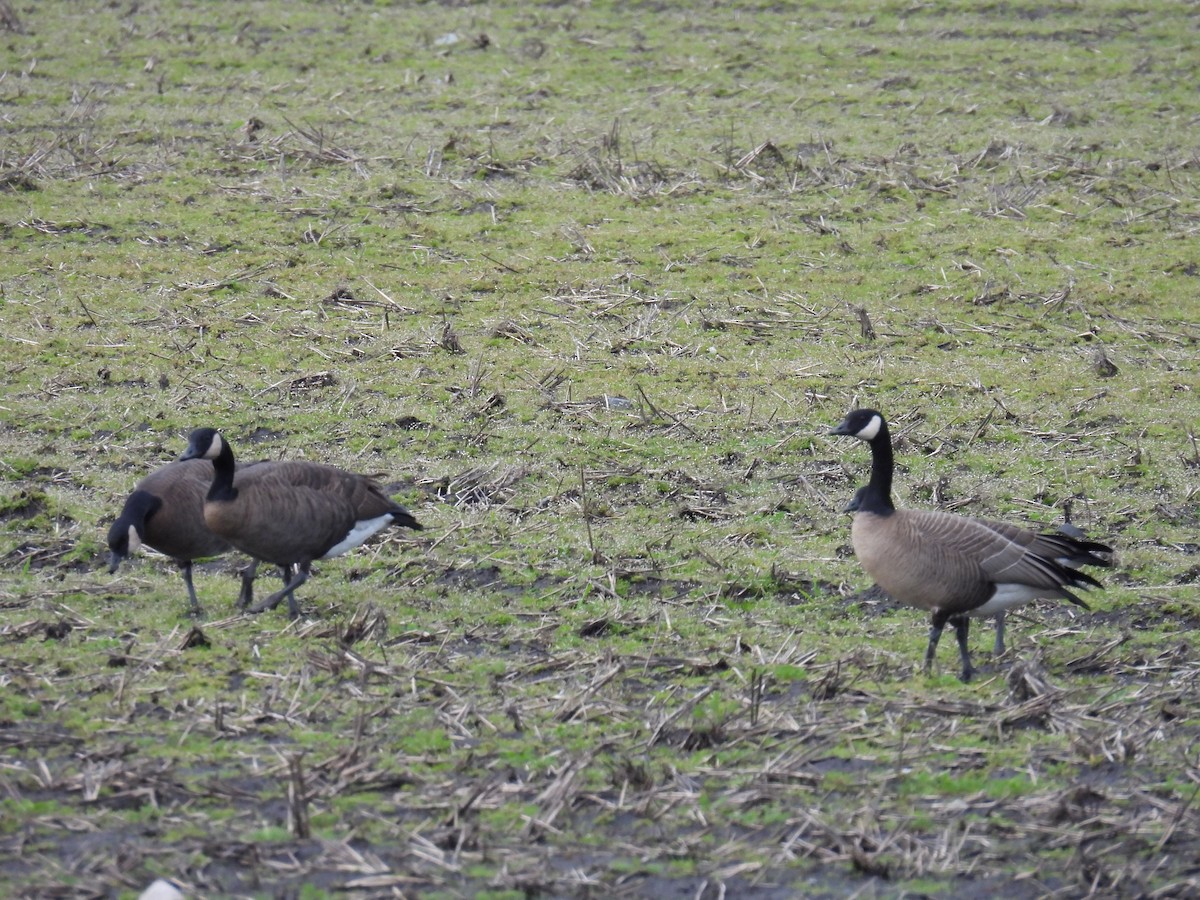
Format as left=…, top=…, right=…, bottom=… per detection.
left=859, top=422, right=896, bottom=515
left=207, top=441, right=239, bottom=503
left=125, top=490, right=161, bottom=533
left=108, top=490, right=159, bottom=546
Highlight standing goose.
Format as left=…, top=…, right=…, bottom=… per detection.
left=107, top=459, right=260, bottom=616
left=179, top=428, right=423, bottom=619
left=831, top=409, right=1111, bottom=681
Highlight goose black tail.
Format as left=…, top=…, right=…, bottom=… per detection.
left=391, top=508, right=423, bottom=531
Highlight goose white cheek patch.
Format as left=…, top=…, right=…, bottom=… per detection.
left=856, top=414, right=883, bottom=441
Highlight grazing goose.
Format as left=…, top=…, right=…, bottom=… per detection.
left=831, top=409, right=1111, bottom=681
left=108, top=459, right=264, bottom=616
left=179, top=428, right=423, bottom=619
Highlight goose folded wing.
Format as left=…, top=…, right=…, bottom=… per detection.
left=904, top=510, right=1099, bottom=593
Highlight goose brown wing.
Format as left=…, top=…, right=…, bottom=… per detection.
left=851, top=511, right=996, bottom=610
left=908, top=509, right=1103, bottom=593
left=270, top=463, right=409, bottom=526
left=363, top=481, right=406, bottom=517
left=308, top=465, right=421, bottom=527
left=991, top=522, right=1112, bottom=569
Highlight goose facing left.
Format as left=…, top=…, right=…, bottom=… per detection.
left=831, top=408, right=1112, bottom=681
left=180, top=428, right=424, bottom=619
left=107, top=459, right=258, bottom=616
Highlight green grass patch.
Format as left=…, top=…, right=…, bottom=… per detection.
left=1, top=0, right=1197, bottom=897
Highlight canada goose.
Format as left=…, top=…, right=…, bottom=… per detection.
left=107, top=459, right=259, bottom=616
left=179, top=428, right=424, bottom=619
left=831, top=409, right=1111, bottom=681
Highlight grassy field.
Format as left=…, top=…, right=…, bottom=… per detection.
left=2, top=0, right=1199, bottom=897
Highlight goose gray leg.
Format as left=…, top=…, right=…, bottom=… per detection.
left=925, top=610, right=952, bottom=675
left=238, top=563, right=295, bottom=611
left=247, top=565, right=310, bottom=619
left=179, top=561, right=203, bottom=618
left=235, top=559, right=260, bottom=610
left=992, top=611, right=1007, bottom=657
left=926, top=611, right=975, bottom=681
left=952, top=615, right=975, bottom=682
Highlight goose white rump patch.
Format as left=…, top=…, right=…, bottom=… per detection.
left=970, top=583, right=1057, bottom=617
left=322, top=513, right=396, bottom=558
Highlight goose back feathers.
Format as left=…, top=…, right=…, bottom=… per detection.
left=180, top=428, right=423, bottom=618
left=832, top=409, right=1111, bottom=681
